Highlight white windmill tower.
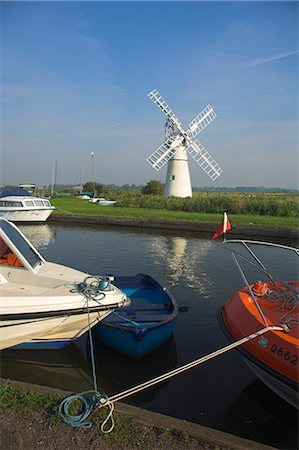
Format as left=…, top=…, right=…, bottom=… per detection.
left=147, top=89, right=223, bottom=197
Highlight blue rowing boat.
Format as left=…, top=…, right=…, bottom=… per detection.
left=93, top=273, right=178, bottom=359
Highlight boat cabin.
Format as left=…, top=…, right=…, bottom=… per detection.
left=0, top=197, right=52, bottom=209
left=0, top=219, right=44, bottom=272
left=0, top=219, right=90, bottom=286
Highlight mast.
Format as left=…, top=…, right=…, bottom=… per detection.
left=51, top=158, right=57, bottom=197
left=80, top=162, right=84, bottom=193
left=91, top=152, right=95, bottom=195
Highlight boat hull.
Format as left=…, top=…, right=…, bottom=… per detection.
left=98, top=201, right=116, bottom=206
left=244, top=357, right=299, bottom=410
left=219, top=280, right=299, bottom=409
left=0, top=208, right=54, bottom=222
left=94, top=274, right=178, bottom=358
left=95, top=318, right=176, bottom=359
left=1, top=309, right=111, bottom=350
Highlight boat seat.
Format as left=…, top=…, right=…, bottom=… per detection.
left=121, top=303, right=171, bottom=314
left=105, top=313, right=169, bottom=324
left=131, top=303, right=171, bottom=312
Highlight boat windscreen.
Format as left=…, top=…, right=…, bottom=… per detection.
left=0, top=220, right=42, bottom=268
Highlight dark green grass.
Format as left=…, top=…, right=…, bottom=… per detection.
left=51, top=198, right=298, bottom=228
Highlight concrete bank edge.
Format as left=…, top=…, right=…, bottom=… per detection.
left=49, top=214, right=298, bottom=240
left=1, top=378, right=276, bottom=450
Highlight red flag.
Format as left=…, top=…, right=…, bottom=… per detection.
left=212, top=212, right=231, bottom=239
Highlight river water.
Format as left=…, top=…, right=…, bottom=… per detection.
left=1, top=222, right=298, bottom=449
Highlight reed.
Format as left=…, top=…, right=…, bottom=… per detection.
left=102, top=191, right=299, bottom=217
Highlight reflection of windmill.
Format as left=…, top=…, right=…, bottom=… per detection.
left=19, top=224, right=56, bottom=251
left=148, top=236, right=214, bottom=295
left=147, top=89, right=223, bottom=198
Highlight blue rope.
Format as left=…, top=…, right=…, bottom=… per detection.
left=59, top=391, right=101, bottom=428
left=59, top=294, right=107, bottom=429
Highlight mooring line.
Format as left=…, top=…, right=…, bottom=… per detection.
left=98, top=325, right=284, bottom=407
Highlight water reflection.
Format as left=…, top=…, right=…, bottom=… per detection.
left=19, top=224, right=56, bottom=251
left=148, top=236, right=215, bottom=295
left=94, top=335, right=177, bottom=403
left=1, top=334, right=177, bottom=404
left=215, top=380, right=298, bottom=449
left=1, top=337, right=93, bottom=393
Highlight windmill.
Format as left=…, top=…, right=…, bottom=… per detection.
left=147, top=89, right=223, bottom=197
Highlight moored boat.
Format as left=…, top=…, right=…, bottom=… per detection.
left=97, top=198, right=116, bottom=206
left=94, top=273, right=178, bottom=358
left=218, top=239, right=299, bottom=409
left=0, top=188, right=55, bottom=222
left=0, top=218, right=130, bottom=350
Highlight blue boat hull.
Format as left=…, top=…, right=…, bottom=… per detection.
left=95, top=317, right=176, bottom=359
left=94, top=273, right=178, bottom=359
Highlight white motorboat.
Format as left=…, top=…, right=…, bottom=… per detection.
left=97, top=198, right=116, bottom=206
left=0, top=189, right=55, bottom=222
left=0, top=218, right=130, bottom=350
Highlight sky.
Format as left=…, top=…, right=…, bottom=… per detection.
left=1, top=1, right=298, bottom=189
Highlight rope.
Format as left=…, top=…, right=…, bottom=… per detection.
left=59, top=390, right=101, bottom=428
left=59, top=291, right=108, bottom=429
left=60, top=282, right=285, bottom=433
left=71, top=276, right=108, bottom=302
left=99, top=397, right=115, bottom=434
left=96, top=325, right=284, bottom=408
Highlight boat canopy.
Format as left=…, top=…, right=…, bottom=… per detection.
left=0, top=188, right=31, bottom=198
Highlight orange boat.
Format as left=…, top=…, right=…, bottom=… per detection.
left=218, top=240, right=298, bottom=409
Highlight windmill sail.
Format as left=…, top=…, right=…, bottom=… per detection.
left=148, top=89, right=186, bottom=136
left=188, top=140, right=223, bottom=181
left=187, top=105, right=217, bottom=139
left=146, top=135, right=182, bottom=171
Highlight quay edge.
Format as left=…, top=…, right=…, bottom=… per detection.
left=0, top=378, right=277, bottom=450
left=49, top=214, right=299, bottom=241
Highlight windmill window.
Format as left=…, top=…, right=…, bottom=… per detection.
left=170, top=175, right=175, bottom=180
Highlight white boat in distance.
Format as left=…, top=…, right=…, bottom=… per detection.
left=0, top=218, right=129, bottom=350
left=0, top=188, right=55, bottom=222
left=97, top=198, right=117, bottom=206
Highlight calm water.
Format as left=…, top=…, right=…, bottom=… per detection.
left=1, top=223, right=298, bottom=449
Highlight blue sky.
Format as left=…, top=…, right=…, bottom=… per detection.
left=1, top=1, right=298, bottom=188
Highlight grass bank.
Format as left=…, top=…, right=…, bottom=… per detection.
left=51, top=198, right=298, bottom=229
left=0, top=382, right=235, bottom=449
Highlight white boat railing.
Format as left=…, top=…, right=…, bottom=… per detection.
left=223, top=239, right=299, bottom=327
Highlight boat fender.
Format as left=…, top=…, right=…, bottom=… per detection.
left=252, top=281, right=269, bottom=297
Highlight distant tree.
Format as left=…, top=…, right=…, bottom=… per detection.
left=83, top=181, right=103, bottom=193
left=142, top=180, right=164, bottom=195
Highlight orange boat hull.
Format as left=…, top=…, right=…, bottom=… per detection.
left=219, top=281, right=299, bottom=408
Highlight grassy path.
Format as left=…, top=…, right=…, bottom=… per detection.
left=51, top=198, right=298, bottom=229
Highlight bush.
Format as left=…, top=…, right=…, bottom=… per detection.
left=142, top=180, right=164, bottom=195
